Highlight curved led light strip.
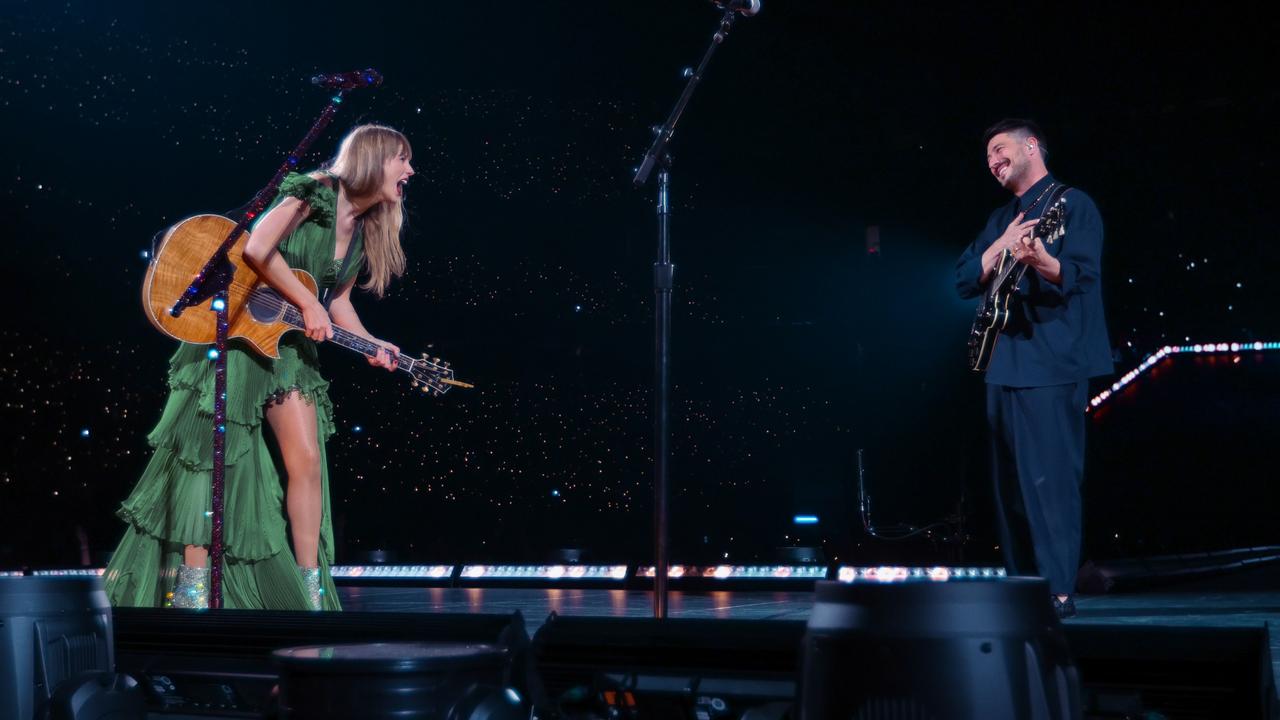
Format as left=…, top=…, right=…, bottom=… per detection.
left=1088, top=341, right=1280, bottom=412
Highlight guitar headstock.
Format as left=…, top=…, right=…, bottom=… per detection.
left=409, top=353, right=458, bottom=397
left=1036, top=196, right=1067, bottom=245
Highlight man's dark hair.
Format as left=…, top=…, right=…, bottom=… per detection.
left=983, top=118, right=1049, bottom=161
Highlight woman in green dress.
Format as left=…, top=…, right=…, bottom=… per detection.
left=104, top=124, right=414, bottom=610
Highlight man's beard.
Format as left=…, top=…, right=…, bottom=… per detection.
left=999, top=158, right=1029, bottom=190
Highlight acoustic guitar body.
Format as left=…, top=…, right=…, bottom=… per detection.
left=142, top=214, right=316, bottom=359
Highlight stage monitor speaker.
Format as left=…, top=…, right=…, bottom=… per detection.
left=112, top=608, right=529, bottom=718
left=800, top=578, right=1080, bottom=720
left=1067, top=624, right=1275, bottom=719
left=530, top=613, right=803, bottom=719
left=0, top=576, right=143, bottom=720
left=274, top=642, right=522, bottom=719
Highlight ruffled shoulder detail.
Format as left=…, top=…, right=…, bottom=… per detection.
left=276, top=172, right=336, bottom=228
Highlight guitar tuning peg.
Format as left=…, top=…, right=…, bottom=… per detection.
left=411, top=380, right=419, bottom=388
left=421, top=385, right=430, bottom=393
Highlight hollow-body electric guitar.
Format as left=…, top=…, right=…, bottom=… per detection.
left=967, top=195, right=1068, bottom=372
left=143, top=214, right=470, bottom=396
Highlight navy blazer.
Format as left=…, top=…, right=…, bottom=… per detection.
left=955, top=174, right=1114, bottom=387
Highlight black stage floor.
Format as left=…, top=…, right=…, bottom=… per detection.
left=95, top=563, right=1280, bottom=719
left=337, top=563, right=1280, bottom=693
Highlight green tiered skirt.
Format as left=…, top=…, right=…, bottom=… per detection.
left=104, top=336, right=341, bottom=610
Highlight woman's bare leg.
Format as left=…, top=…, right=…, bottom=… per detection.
left=265, top=391, right=323, bottom=568
left=183, top=545, right=208, bottom=567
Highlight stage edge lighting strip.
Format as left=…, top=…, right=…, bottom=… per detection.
left=636, top=565, right=828, bottom=580
left=1088, top=341, right=1280, bottom=412
left=30, top=568, right=106, bottom=577
left=330, top=565, right=454, bottom=579
left=836, top=566, right=1008, bottom=583
left=459, top=565, right=629, bottom=581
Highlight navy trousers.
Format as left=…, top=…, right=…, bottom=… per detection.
left=986, top=381, right=1088, bottom=595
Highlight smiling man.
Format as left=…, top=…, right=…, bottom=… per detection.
left=955, top=118, right=1113, bottom=619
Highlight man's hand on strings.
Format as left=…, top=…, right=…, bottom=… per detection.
left=1011, top=230, right=1047, bottom=266
left=1012, top=229, right=1063, bottom=283
left=981, top=212, right=1039, bottom=281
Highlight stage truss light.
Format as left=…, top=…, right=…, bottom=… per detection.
left=458, top=565, right=630, bottom=582
left=636, top=565, right=828, bottom=580
left=330, top=564, right=454, bottom=580
left=834, top=566, right=1008, bottom=583
left=1088, top=340, right=1280, bottom=412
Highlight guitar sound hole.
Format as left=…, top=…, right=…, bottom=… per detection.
left=246, top=287, right=285, bottom=323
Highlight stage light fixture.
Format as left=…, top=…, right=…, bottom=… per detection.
left=1, top=576, right=144, bottom=720
left=800, top=578, right=1079, bottom=720
left=114, top=608, right=530, bottom=717
left=274, top=642, right=522, bottom=719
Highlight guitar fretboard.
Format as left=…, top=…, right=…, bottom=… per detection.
left=986, top=198, right=1066, bottom=300
left=281, top=306, right=414, bottom=373
left=988, top=252, right=1031, bottom=300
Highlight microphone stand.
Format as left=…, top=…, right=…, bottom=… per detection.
left=633, top=8, right=742, bottom=620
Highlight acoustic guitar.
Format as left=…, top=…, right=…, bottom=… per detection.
left=143, top=214, right=469, bottom=396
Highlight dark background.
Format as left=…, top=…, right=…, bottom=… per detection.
left=1, top=0, right=1277, bottom=570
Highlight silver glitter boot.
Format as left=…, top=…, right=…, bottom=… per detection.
left=298, top=566, right=323, bottom=611
left=171, top=565, right=209, bottom=610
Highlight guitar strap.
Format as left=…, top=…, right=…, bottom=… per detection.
left=319, top=172, right=363, bottom=310
left=1021, top=182, right=1070, bottom=221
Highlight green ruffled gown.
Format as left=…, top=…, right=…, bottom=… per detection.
left=105, top=173, right=362, bottom=610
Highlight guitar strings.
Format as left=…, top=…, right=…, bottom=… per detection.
left=177, top=264, right=448, bottom=381
left=163, top=254, right=447, bottom=389
left=205, top=289, right=443, bottom=376
left=991, top=196, right=1066, bottom=292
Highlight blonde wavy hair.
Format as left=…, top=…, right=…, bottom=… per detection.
left=323, top=124, right=411, bottom=298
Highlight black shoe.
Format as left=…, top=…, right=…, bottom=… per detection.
left=1052, top=593, right=1077, bottom=619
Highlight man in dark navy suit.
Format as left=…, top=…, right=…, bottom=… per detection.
left=955, top=119, right=1113, bottom=618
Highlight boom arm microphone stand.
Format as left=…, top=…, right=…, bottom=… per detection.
left=632, top=6, right=753, bottom=619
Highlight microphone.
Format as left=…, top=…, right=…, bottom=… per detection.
left=310, top=69, right=383, bottom=90
left=710, top=0, right=761, bottom=16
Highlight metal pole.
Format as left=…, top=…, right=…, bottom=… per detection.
left=653, top=168, right=673, bottom=618
left=631, top=9, right=745, bottom=620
